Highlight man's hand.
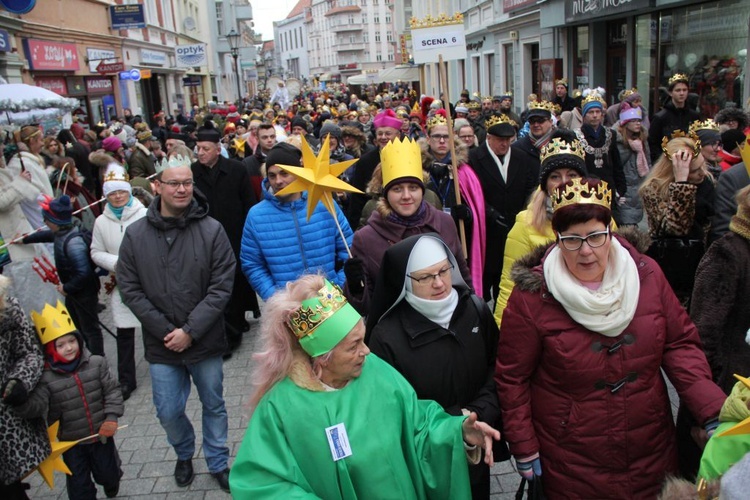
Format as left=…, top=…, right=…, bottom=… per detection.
left=164, top=328, right=192, bottom=352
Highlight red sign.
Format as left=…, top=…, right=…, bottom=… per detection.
left=35, top=77, right=67, bottom=95
left=503, top=0, right=536, bottom=12
left=25, top=39, right=80, bottom=71
left=85, top=77, right=113, bottom=94
left=96, top=60, right=125, bottom=74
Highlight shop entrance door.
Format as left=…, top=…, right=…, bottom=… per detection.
left=606, top=20, right=628, bottom=106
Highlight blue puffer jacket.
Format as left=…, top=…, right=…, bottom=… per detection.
left=240, top=179, right=353, bottom=300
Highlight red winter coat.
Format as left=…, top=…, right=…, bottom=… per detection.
left=495, top=229, right=725, bottom=499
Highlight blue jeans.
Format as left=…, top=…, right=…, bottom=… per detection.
left=149, top=356, right=229, bottom=473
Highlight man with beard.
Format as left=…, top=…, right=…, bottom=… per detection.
left=648, top=73, right=701, bottom=163
left=574, top=89, right=626, bottom=206
left=191, top=123, right=259, bottom=352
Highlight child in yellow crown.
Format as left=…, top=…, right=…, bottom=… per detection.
left=15, top=301, right=123, bottom=499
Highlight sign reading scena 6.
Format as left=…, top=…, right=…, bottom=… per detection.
left=411, top=26, right=466, bottom=64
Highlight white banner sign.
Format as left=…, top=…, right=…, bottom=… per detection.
left=411, top=25, right=467, bottom=64
left=175, top=43, right=207, bottom=68
left=87, top=48, right=116, bottom=73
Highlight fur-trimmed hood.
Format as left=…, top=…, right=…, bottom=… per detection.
left=511, top=226, right=652, bottom=294
left=89, top=151, right=118, bottom=171
left=416, top=135, right=469, bottom=169
left=132, top=186, right=154, bottom=206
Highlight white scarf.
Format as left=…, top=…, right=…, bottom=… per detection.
left=405, top=288, right=459, bottom=329
left=543, top=238, right=640, bottom=337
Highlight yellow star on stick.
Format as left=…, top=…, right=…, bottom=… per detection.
left=739, top=133, right=750, bottom=178
left=35, top=421, right=77, bottom=488
left=274, top=135, right=360, bottom=222
left=717, top=374, right=750, bottom=438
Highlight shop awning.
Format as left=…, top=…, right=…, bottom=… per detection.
left=378, top=65, right=419, bottom=83
left=319, top=73, right=333, bottom=81
left=347, top=73, right=382, bottom=85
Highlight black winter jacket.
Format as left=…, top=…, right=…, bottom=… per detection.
left=116, top=191, right=235, bottom=365
left=25, top=226, right=99, bottom=296
left=647, top=100, right=702, bottom=163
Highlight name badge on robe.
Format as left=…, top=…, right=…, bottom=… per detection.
left=325, top=423, right=352, bottom=461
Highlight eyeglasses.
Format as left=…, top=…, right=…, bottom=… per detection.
left=408, top=264, right=454, bottom=285
left=459, top=135, right=475, bottom=140
left=430, top=134, right=450, bottom=142
left=557, top=228, right=610, bottom=251
left=159, top=179, right=194, bottom=189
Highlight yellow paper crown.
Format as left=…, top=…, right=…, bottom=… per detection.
left=552, top=178, right=612, bottom=212
left=582, top=89, right=606, bottom=107
left=689, top=119, right=719, bottom=134
left=381, top=137, right=423, bottom=189
left=30, top=301, right=77, bottom=345
left=661, top=130, right=701, bottom=160
left=555, top=78, right=568, bottom=87
left=528, top=100, right=556, bottom=113
left=467, top=101, right=481, bottom=111
left=411, top=102, right=421, bottom=114
left=668, top=73, right=689, bottom=87
left=540, top=137, right=586, bottom=164
left=426, top=113, right=448, bottom=131
left=621, top=87, right=638, bottom=98
left=482, top=95, right=493, bottom=102
left=485, top=114, right=518, bottom=130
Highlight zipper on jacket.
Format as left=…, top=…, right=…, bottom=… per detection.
left=291, top=204, right=309, bottom=271
left=73, top=372, right=96, bottom=440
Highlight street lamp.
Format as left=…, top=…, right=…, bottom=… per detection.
left=226, top=28, right=242, bottom=103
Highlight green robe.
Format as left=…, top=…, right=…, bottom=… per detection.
left=229, top=354, right=472, bottom=499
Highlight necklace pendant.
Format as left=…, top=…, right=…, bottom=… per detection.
left=595, top=157, right=603, bottom=168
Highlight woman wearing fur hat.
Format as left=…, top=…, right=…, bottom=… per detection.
left=496, top=178, right=724, bottom=499
left=614, top=103, right=651, bottom=226
left=91, top=164, right=148, bottom=400
left=343, top=138, right=471, bottom=316
left=714, top=104, right=749, bottom=133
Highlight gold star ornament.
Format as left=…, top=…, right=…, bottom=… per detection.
left=36, top=420, right=77, bottom=488
left=717, top=374, right=750, bottom=438
left=274, top=135, right=360, bottom=221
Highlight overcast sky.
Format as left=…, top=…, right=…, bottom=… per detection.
left=251, top=1, right=297, bottom=41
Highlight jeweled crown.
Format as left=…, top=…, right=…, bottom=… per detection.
left=668, top=73, right=689, bottom=86
left=552, top=178, right=612, bottom=212
left=689, top=119, right=719, bottom=134
left=155, top=154, right=192, bottom=173
left=427, top=113, right=448, bottom=131
left=540, top=138, right=586, bottom=164
left=288, top=282, right=348, bottom=339
left=30, top=301, right=77, bottom=345
left=485, top=114, right=517, bottom=130
left=661, top=130, right=701, bottom=160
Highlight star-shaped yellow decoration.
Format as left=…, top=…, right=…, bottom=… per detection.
left=274, top=135, right=361, bottom=221
left=717, top=374, right=750, bottom=438
left=36, top=421, right=77, bottom=488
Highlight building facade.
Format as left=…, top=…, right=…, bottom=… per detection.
left=274, top=0, right=311, bottom=81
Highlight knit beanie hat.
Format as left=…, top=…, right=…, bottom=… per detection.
left=265, top=142, right=302, bottom=170
left=41, top=195, right=73, bottom=226
left=623, top=91, right=642, bottom=104
left=291, top=116, right=308, bottom=131
left=619, top=102, right=642, bottom=125
left=102, top=136, right=122, bottom=153
left=320, top=121, right=342, bottom=140
left=721, top=129, right=747, bottom=152
left=103, top=163, right=132, bottom=197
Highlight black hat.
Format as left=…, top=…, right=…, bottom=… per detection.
left=291, top=116, right=308, bottom=131
left=168, top=130, right=190, bottom=142
left=487, top=123, right=516, bottom=138
left=265, top=142, right=302, bottom=171
left=195, top=122, right=220, bottom=143
left=721, top=129, right=747, bottom=152
left=695, top=128, right=721, bottom=146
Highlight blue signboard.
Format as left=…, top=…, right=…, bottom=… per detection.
left=0, top=0, right=36, bottom=15
left=0, top=29, right=10, bottom=52
left=110, top=5, right=146, bottom=30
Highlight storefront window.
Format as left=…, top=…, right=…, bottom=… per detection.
left=635, top=13, right=657, bottom=116
left=572, top=26, right=589, bottom=90
left=657, top=0, right=749, bottom=117
left=504, top=44, right=514, bottom=96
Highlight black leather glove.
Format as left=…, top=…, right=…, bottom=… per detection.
left=2, top=379, right=29, bottom=406
left=451, top=204, right=473, bottom=224
left=344, top=257, right=366, bottom=295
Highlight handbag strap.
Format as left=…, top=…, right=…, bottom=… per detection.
left=515, top=478, right=528, bottom=500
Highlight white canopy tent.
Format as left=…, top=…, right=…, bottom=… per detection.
left=378, top=65, right=419, bottom=83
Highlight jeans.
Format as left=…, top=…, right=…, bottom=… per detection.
left=62, top=439, right=121, bottom=500
left=66, top=291, right=104, bottom=356
left=149, top=356, right=229, bottom=473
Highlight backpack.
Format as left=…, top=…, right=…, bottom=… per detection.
left=63, top=229, right=106, bottom=278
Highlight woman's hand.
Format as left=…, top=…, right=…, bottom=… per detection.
left=461, top=411, right=501, bottom=466
left=19, top=170, right=32, bottom=182
left=672, top=148, right=692, bottom=182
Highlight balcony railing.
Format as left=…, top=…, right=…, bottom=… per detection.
left=332, top=23, right=363, bottom=32
left=335, top=42, right=365, bottom=52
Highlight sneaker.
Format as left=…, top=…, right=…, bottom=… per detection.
left=211, top=468, right=230, bottom=493
left=104, top=483, right=119, bottom=498
left=174, top=459, right=194, bottom=487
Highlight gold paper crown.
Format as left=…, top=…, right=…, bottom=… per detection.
left=582, top=89, right=606, bottom=107
left=380, top=137, right=423, bottom=189
left=30, top=301, right=77, bottom=345
left=555, top=78, right=568, bottom=87
left=287, top=282, right=348, bottom=339
left=552, top=178, right=612, bottom=212
left=661, top=130, right=701, bottom=160
left=409, top=12, right=464, bottom=29
left=467, top=101, right=481, bottom=111
left=689, top=119, right=719, bottom=134
left=427, top=113, right=448, bottom=131
left=540, top=138, right=586, bottom=164
left=482, top=95, right=493, bottom=102
left=668, top=73, right=689, bottom=87
left=528, top=100, right=555, bottom=113
left=156, top=154, right=192, bottom=173
left=485, top=114, right=517, bottom=130
left=621, top=87, right=638, bottom=98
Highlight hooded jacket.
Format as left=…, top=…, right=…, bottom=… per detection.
left=495, top=229, right=725, bottom=499
left=116, top=190, right=235, bottom=365
left=240, top=179, right=353, bottom=300
left=647, top=100, right=702, bottom=163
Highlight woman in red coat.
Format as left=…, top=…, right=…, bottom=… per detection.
left=495, top=176, right=725, bottom=499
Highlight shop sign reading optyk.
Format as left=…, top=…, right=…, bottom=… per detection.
left=175, top=43, right=206, bottom=67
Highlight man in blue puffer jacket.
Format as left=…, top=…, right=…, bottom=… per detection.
left=240, top=142, right=353, bottom=300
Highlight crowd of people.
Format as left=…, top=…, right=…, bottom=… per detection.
left=1, top=71, right=750, bottom=499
